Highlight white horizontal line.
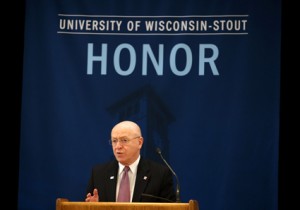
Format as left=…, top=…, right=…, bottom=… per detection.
left=58, top=14, right=249, bottom=18
left=57, top=31, right=248, bottom=36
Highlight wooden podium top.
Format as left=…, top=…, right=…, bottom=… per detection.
left=56, top=198, right=199, bottom=210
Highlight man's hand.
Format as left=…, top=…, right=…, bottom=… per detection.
left=85, top=188, right=99, bottom=202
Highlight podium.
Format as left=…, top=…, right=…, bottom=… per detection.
left=56, top=198, right=199, bottom=210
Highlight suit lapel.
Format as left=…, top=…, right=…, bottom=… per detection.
left=132, top=158, right=151, bottom=202
left=106, top=160, right=119, bottom=201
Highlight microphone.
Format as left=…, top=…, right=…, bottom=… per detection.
left=141, top=193, right=174, bottom=202
left=156, top=147, right=181, bottom=203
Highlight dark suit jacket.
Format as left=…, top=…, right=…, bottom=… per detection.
left=86, top=157, right=176, bottom=202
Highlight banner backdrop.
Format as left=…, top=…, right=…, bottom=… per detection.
left=18, top=0, right=281, bottom=210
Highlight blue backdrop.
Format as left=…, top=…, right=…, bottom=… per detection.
left=18, top=1, right=281, bottom=210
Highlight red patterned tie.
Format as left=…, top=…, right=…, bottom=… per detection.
left=117, top=166, right=130, bottom=202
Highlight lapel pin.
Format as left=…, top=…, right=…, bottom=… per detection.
left=110, top=176, right=114, bottom=179
left=143, top=176, right=147, bottom=180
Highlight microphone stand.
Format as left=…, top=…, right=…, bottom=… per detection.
left=156, top=148, right=181, bottom=203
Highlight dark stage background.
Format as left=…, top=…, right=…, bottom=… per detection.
left=6, top=1, right=293, bottom=210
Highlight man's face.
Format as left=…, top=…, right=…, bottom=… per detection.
left=111, top=129, right=143, bottom=165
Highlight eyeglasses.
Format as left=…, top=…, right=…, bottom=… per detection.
left=109, top=136, right=141, bottom=146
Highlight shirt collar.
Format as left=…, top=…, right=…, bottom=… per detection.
left=118, top=155, right=140, bottom=175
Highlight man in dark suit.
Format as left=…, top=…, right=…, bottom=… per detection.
left=85, top=120, right=176, bottom=202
